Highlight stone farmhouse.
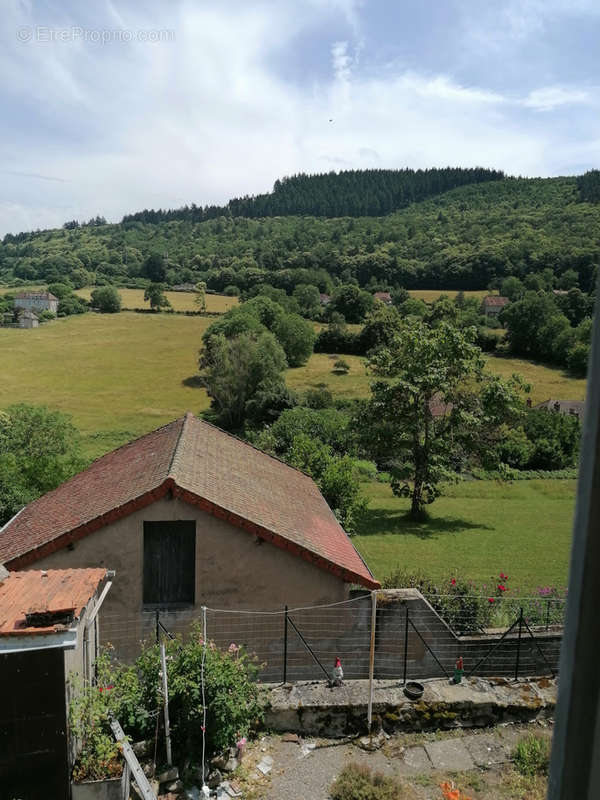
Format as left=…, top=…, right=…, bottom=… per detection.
left=14, top=290, right=59, bottom=314
left=481, top=295, right=509, bottom=318
left=0, top=414, right=378, bottom=657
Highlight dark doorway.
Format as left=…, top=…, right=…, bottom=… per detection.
left=0, top=648, right=69, bottom=800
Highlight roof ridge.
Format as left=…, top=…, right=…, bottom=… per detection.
left=87, top=416, right=184, bottom=468
left=168, top=411, right=193, bottom=480
left=183, top=413, right=316, bottom=483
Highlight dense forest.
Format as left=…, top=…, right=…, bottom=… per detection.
left=123, top=167, right=505, bottom=222
left=1, top=170, right=599, bottom=294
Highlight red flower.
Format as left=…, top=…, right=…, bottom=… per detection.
left=488, top=597, right=495, bottom=603
left=451, top=578, right=456, bottom=586
left=500, top=573, right=508, bottom=581
left=498, top=584, right=506, bottom=592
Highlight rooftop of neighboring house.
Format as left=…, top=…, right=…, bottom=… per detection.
left=0, top=413, right=378, bottom=588
left=373, top=291, right=392, bottom=303
left=18, top=309, right=39, bottom=319
left=482, top=295, right=509, bottom=307
left=0, top=567, right=106, bottom=637
left=319, top=293, right=331, bottom=304
left=14, top=291, right=58, bottom=301
left=534, top=398, right=585, bottom=417
left=429, top=393, right=453, bottom=418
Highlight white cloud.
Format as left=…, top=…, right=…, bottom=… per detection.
left=0, top=0, right=598, bottom=235
left=522, top=86, right=593, bottom=112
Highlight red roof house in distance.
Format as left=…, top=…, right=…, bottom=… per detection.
left=481, top=295, right=509, bottom=317
left=373, top=291, right=393, bottom=305
left=0, top=414, right=377, bottom=658
left=0, top=566, right=109, bottom=797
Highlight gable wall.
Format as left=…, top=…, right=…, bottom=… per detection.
left=30, top=497, right=348, bottom=658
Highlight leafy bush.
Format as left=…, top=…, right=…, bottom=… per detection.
left=69, top=667, right=123, bottom=783
left=513, top=734, right=551, bottom=776
left=333, top=358, right=350, bottom=374
left=90, top=285, right=122, bottom=313
left=330, top=763, right=409, bottom=800
left=90, top=629, right=265, bottom=762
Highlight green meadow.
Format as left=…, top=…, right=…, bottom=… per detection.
left=355, top=479, right=576, bottom=593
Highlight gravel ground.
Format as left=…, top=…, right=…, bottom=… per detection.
left=236, top=722, right=553, bottom=800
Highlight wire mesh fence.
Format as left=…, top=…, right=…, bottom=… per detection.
left=99, top=592, right=565, bottom=684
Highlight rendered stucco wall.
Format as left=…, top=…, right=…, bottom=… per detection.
left=32, top=497, right=349, bottom=659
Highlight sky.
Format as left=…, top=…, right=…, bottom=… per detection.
left=0, top=0, right=598, bottom=235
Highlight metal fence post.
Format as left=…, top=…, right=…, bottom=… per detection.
left=367, top=591, right=377, bottom=733
left=155, top=609, right=159, bottom=644
left=515, top=607, right=524, bottom=681
left=283, top=605, right=288, bottom=684
left=403, top=605, right=409, bottom=685
left=160, top=639, right=172, bottom=766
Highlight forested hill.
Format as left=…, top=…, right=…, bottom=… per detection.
left=123, top=167, right=505, bottom=223
left=2, top=173, right=600, bottom=293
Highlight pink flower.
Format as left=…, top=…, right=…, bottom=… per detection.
left=450, top=578, right=456, bottom=586
left=488, top=597, right=495, bottom=604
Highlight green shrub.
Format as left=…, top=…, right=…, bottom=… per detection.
left=69, top=666, right=123, bottom=783
left=118, top=626, right=263, bottom=758
left=333, top=358, right=350, bottom=374
left=74, top=631, right=265, bottom=768
left=331, top=763, right=410, bottom=800
left=514, top=734, right=551, bottom=777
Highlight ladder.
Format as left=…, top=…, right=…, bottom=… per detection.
left=109, top=716, right=157, bottom=800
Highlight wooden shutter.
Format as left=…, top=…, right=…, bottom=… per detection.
left=143, top=521, right=196, bottom=606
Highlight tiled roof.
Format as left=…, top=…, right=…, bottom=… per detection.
left=14, top=291, right=58, bottom=301
left=0, top=568, right=106, bottom=636
left=534, top=399, right=585, bottom=418
left=482, top=296, right=509, bottom=307
left=0, top=415, right=378, bottom=588
left=373, top=292, right=392, bottom=301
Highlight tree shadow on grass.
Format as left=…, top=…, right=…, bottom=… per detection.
left=356, top=508, right=492, bottom=540
left=182, top=375, right=204, bottom=388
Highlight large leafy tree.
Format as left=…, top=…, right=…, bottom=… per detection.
left=0, top=405, right=85, bottom=525
left=90, top=286, right=121, bottom=313
left=359, top=321, right=525, bottom=519
left=199, top=331, right=289, bottom=431
left=144, top=283, right=171, bottom=311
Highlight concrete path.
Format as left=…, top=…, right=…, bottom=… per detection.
left=257, top=723, right=552, bottom=800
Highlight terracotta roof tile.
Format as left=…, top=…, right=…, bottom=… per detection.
left=0, top=568, right=106, bottom=636
left=482, top=295, right=509, bottom=307
left=0, top=415, right=378, bottom=588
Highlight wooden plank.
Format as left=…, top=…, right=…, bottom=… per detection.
left=110, top=717, right=156, bottom=800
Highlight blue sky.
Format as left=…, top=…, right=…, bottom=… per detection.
left=0, top=0, right=598, bottom=234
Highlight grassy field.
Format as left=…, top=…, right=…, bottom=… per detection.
left=0, top=311, right=585, bottom=461
left=289, top=351, right=586, bottom=404
left=354, top=479, right=576, bottom=592
left=73, top=287, right=238, bottom=313
left=0, top=312, right=212, bottom=457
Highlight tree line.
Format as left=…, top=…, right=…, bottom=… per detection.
left=122, top=167, right=506, bottom=223
left=2, top=175, right=599, bottom=298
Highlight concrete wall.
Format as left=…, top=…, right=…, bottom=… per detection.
left=32, top=498, right=348, bottom=660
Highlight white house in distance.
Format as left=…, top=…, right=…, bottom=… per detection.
left=14, top=291, right=58, bottom=315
